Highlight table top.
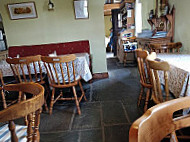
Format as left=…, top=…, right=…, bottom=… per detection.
left=157, top=53, right=190, bottom=73
left=157, top=53, right=190, bottom=98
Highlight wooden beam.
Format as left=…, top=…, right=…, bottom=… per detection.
left=104, top=3, right=120, bottom=10
left=104, top=10, right=112, bottom=16
left=104, top=3, right=120, bottom=16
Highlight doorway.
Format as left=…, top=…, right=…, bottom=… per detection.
left=0, top=14, right=7, bottom=51
left=104, top=14, right=114, bottom=58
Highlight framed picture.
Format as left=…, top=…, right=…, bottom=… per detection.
left=74, top=0, right=89, bottom=19
left=7, top=2, right=37, bottom=20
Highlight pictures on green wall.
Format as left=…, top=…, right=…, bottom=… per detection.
left=74, top=0, right=89, bottom=19
left=7, top=2, right=37, bottom=20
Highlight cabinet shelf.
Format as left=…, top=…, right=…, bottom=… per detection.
left=119, top=0, right=135, bottom=36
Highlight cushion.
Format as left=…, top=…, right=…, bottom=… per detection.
left=0, top=124, right=27, bottom=142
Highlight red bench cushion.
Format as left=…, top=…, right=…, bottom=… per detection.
left=8, top=40, right=90, bottom=57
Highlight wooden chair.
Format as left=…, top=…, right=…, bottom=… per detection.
left=0, top=70, right=6, bottom=108
left=41, top=54, right=87, bottom=115
left=136, top=49, right=152, bottom=112
left=149, top=42, right=182, bottom=53
left=146, top=52, right=175, bottom=104
left=0, top=82, right=44, bottom=142
left=6, top=55, right=49, bottom=111
left=0, top=70, right=18, bottom=109
left=129, top=96, right=190, bottom=142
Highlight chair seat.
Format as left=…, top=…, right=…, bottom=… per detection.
left=0, top=124, right=27, bottom=142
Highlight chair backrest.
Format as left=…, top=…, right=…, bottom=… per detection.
left=6, top=55, right=44, bottom=84
left=0, top=70, right=7, bottom=109
left=149, top=42, right=182, bottom=53
left=41, top=54, right=78, bottom=87
left=0, top=82, right=44, bottom=142
left=129, top=96, right=190, bottom=142
left=0, top=69, right=4, bottom=87
left=136, top=49, right=151, bottom=87
left=147, top=52, right=170, bottom=104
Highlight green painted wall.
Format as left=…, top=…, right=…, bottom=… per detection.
left=169, top=0, right=190, bottom=52
left=141, top=0, right=154, bottom=29
left=104, top=15, right=112, bottom=37
left=0, top=0, right=107, bottom=73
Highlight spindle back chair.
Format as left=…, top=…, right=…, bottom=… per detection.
left=129, top=96, right=190, bottom=142
left=0, top=70, right=18, bottom=109
left=6, top=55, right=49, bottom=111
left=0, top=83, right=44, bottom=142
left=136, top=49, right=152, bottom=112
left=146, top=52, right=174, bottom=104
left=41, top=54, right=87, bottom=115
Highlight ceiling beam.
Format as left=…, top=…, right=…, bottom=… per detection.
left=104, top=3, right=120, bottom=16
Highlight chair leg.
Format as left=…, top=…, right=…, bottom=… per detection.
left=138, top=86, right=143, bottom=106
left=79, top=81, right=87, bottom=101
left=72, top=86, right=81, bottom=115
left=8, top=121, right=18, bottom=142
left=18, top=91, right=22, bottom=103
left=44, top=84, right=50, bottom=112
left=1, top=90, right=7, bottom=109
left=49, top=88, right=55, bottom=115
left=144, top=88, right=150, bottom=112
left=43, top=98, right=49, bottom=112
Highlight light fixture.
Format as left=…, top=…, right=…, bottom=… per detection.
left=48, top=0, right=54, bottom=10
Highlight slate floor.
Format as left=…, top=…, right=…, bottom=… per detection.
left=39, top=57, right=144, bottom=142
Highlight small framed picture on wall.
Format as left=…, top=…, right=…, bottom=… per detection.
left=74, top=0, right=89, bottom=19
left=7, top=2, right=37, bottom=20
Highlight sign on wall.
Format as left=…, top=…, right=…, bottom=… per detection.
left=74, top=0, right=89, bottom=19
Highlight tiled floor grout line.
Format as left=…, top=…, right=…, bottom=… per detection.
left=83, top=101, right=101, bottom=104
left=120, top=101, right=131, bottom=124
left=77, top=131, right=81, bottom=142
left=100, top=102, right=105, bottom=142
left=68, top=108, right=76, bottom=131
left=40, top=127, right=102, bottom=134
left=104, top=122, right=130, bottom=127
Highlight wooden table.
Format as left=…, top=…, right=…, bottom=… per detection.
left=0, top=53, right=92, bottom=82
left=157, top=53, right=190, bottom=98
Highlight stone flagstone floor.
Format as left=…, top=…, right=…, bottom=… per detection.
left=39, top=57, right=143, bottom=142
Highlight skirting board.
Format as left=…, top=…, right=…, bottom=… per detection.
left=93, top=72, right=109, bottom=79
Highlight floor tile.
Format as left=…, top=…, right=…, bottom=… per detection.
left=72, top=102, right=101, bottom=130
left=122, top=104, right=143, bottom=123
left=40, top=105, right=74, bottom=132
left=104, top=124, right=130, bottom=142
left=102, top=101, right=129, bottom=125
left=80, top=129, right=103, bottom=142
left=40, top=131, right=79, bottom=142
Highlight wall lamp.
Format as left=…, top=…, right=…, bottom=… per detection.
left=48, top=0, right=54, bottom=10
